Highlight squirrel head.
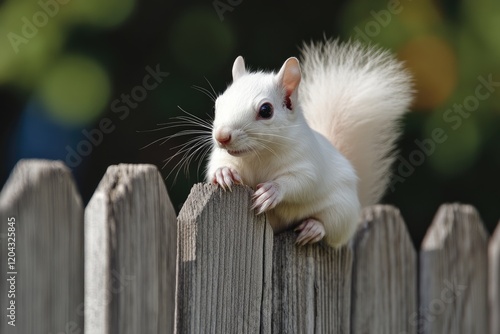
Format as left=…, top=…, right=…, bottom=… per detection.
left=212, top=56, right=302, bottom=157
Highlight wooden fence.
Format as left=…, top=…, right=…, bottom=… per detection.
left=0, top=160, right=498, bottom=334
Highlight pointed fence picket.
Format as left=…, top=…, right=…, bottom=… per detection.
left=0, top=160, right=84, bottom=334
left=419, top=204, right=490, bottom=334
left=84, top=164, right=177, bottom=334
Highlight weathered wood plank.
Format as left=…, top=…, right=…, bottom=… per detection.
left=272, top=232, right=352, bottom=333
left=420, top=204, right=489, bottom=334
left=175, top=183, right=273, bottom=334
left=84, top=164, right=176, bottom=334
left=0, top=159, right=84, bottom=334
left=351, top=205, right=417, bottom=334
left=489, top=221, right=500, bottom=334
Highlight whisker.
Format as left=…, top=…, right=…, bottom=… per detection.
left=141, top=136, right=170, bottom=149
left=164, top=139, right=213, bottom=183
left=204, top=77, right=218, bottom=99
left=169, top=136, right=212, bottom=152
left=137, top=108, right=215, bottom=133
left=192, top=85, right=216, bottom=102
left=140, top=103, right=215, bottom=183
left=185, top=142, right=212, bottom=173
left=256, top=141, right=279, bottom=158
left=162, top=145, right=200, bottom=181
left=252, top=137, right=292, bottom=148
left=163, top=137, right=212, bottom=162
left=197, top=145, right=212, bottom=177
left=169, top=119, right=212, bottom=131
left=248, top=130, right=300, bottom=141
left=140, top=130, right=211, bottom=150
left=177, top=107, right=214, bottom=128
left=249, top=144, right=262, bottom=164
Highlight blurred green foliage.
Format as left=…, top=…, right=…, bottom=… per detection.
left=0, top=0, right=499, bottom=245
left=38, top=55, right=111, bottom=124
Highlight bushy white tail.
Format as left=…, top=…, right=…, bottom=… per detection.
left=299, top=39, right=413, bottom=207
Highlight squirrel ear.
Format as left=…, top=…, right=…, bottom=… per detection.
left=232, top=56, right=246, bottom=81
left=277, top=57, right=301, bottom=109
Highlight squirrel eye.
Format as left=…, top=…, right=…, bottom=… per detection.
left=258, top=102, right=274, bottom=119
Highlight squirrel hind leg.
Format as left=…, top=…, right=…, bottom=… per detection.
left=294, top=218, right=326, bottom=246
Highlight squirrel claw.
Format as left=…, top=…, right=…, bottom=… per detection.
left=295, top=219, right=326, bottom=246
left=251, top=181, right=282, bottom=214
left=213, top=167, right=242, bottom=191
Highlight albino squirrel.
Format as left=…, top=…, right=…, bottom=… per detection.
left=206, top=39, right=413, bottom=247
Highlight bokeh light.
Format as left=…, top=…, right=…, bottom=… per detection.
left=37, top=55, right=111, bottom=125
left=399, top=35, right=458, bottom=109
left=0, top=1, right=64, bottom=86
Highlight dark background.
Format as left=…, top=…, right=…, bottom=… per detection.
left=1, top=0, right=499, bottom=246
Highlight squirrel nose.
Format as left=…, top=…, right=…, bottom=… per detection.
left=215, top=130, right=232, bottom=146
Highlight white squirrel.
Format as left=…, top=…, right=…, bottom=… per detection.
left=206, top=39, right=413, bottom=247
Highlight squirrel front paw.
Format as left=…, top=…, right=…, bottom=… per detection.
left=212, top=167, right=242, bottom=191
left=251, top=182, right=283, bottom=215
left=294, top=218, right=326, bottom=246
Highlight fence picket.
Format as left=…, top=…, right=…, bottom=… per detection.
left=84, top=164, right=176, bottom=334
left=350, top=205, right=417, bottom=334
left=175, top=184, right=273, bottom=333
left=0, top=160, right=84, bottom=334
left=420, top=204, right=489, bottom=334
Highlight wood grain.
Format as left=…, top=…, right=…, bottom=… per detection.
left=0, top=160, right=84, bottom=334
left=272, top=231, right=352, bottom=333
left=175, top=183, right=273, bottom=334
left=351, top=205, right=417, bottom=334
left=84, top=164, right=176, bottom=334
left=420, top=204, right=489, bottom=334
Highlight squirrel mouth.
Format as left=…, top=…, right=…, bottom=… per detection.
left=227, top=149, right=250, bottom=156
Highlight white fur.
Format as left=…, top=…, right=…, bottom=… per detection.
left=206, top=39, right=413, bottom=247
left=300, top=39, right=413, bottom=207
